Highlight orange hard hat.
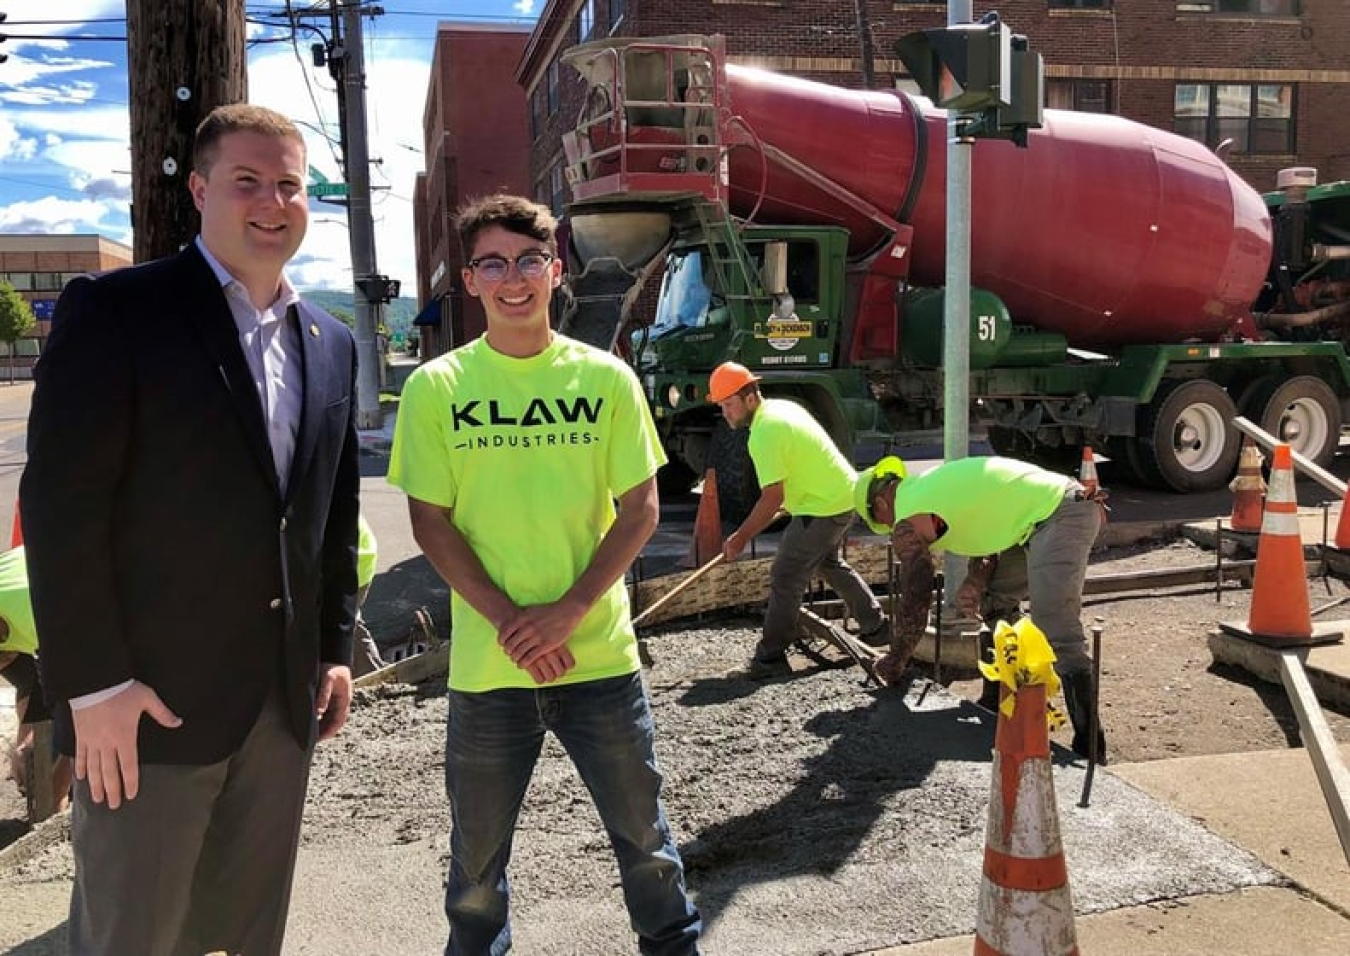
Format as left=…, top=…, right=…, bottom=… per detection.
left=707, top=362, right=761, bottom=403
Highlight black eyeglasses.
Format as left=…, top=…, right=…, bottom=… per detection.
left=467, top=251, right=555, bottom=283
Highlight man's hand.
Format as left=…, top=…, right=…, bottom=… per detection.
left=316, top=664, right=353, bottom=742
left=722, top=530, right=749, bottom=563
left=523, top=647, right=576, bottom=685
left=498, top=600, right=587, bottom=671
left=71, top=681, right=181, bottom=809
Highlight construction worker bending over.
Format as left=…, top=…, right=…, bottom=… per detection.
left=710, top=361, right=888, bottom=680
left=855, top=455, right=1108, bottom=761
left=0, top=546, right=72, bottom=810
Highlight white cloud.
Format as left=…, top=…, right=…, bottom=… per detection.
left=514, top=0, right=538, bottom=15
left=0, top=118, right=39, bottom=163
left=0, top=195, right=126, bottom=237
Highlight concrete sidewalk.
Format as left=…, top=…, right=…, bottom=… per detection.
left=875, top=744, right=1350, bottom=954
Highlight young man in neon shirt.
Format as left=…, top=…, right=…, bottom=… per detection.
left=856, top=455, right=1108, bottom=762
left=388, top=194, right=701, bottom=955
left=709, top=361, right=888, bottom=679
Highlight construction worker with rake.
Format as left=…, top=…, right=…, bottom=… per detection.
left=709, top=361, right=888, bottom=680
left=856, top=455, right=1109, bottom=762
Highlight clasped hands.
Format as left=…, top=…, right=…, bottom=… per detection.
left=497, top=598, right=586, bottom=684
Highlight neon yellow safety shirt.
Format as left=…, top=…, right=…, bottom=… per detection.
left=357, top=513, right=377, bottom=589
left=0, top=546, right=38, bottom=658
left=889, top=456, right=1072, bottom=554
left=388, top=334, right=664, bottom=692
left=747, top=398, right=855, bottom=517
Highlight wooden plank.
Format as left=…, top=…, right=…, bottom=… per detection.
left=25, top=721, right=59, bottom=823
left=631, top=542, right=1264, bottom=630
left=1277, top=651, right=1350, bottom=868
left=353, top=643, right=449, bottom=690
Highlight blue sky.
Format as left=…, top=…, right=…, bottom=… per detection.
left=0, top=0, right=540, bottom=293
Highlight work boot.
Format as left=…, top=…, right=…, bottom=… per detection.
left=975, top=625, right=1001, bottom=710
left=733, top=654, right=793, bottom=681
left=857, top=615, right=890, bottom=648
left=1061, top=670, right=1108, bottom=765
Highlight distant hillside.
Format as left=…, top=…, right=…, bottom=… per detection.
left=302, top=289, right=418, bottom=343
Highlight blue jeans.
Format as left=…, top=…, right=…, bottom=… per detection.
left=444, top=673, right=702, bottom=956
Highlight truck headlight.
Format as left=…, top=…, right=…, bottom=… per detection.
left=667, top=384, right=682, bottom=408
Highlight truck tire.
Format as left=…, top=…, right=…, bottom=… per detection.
left=1132, top=379, right=1240, bottom=492
left=707, top=419, right=760, bottom=526
left=1247, top=375, right=1341, bottom=469
left=656, top=459, right=699, bottom=497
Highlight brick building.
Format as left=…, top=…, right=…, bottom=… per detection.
left=0, top=234, right=133, bottom=375
left=413, top=21, right=533, bottom=359
left=518, top=0, right=1349, bottom=211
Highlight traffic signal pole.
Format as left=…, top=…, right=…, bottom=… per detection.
left=943, top=0, right=974, bottom=587
left=338, top=3, right=384, bottom=430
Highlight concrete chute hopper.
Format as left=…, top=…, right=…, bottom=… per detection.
left=560, top=208, right=674, bottom=352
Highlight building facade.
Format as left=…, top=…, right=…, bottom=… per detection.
left=518, top=0, right=1349, bottom=212
left=413, top=21, right=533, bottom=359
left=0, top=234, right=133, bottom=375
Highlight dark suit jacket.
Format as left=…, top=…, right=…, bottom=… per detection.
left=20, top=244, right=359, bottom=763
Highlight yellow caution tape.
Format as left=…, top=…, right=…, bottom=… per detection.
left=977, top=617, right=1066, bottom=728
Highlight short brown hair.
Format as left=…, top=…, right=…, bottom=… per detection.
left=192, top=103, right=305, bottom=177
left=454, top=194, right=557, bottom=261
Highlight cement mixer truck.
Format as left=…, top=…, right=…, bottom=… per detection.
left=555, top=34, right=1350, bottom=516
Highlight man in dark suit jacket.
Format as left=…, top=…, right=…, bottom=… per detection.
left=20, top=103, right=359, bottom=956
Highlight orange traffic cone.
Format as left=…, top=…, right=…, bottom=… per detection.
left=974, top=680, right=1080, bottom=956
left=9, top=498, right=20, bottom=548
left=1334, top=483, right=1350, bottom=551
left=684, top=469, right=722, bottom=568
left=1246, top=443, right=1312, bottom=641
left=1228, top=438, right=1266, bottom=534
left=1077, top=446, right=1098, bottom=496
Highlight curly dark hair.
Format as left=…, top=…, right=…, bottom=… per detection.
left=454, top=194, right=558, bottom=261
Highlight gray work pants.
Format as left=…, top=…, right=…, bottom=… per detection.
left=982, top=492, right=1104, bottom=676
left=757, top=512, right=884, bottom=660
left=67, top=682, right=312, bottom=956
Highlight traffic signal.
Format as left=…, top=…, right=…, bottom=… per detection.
left=895, top=14, right=1044, bottom=148
left=895, top=15, right=1012, bottom=113
left=357, top=275, right=401, bottom=303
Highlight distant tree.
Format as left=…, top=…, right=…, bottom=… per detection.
left=0, top=281, right=36, bottom=385
left=329, top=307, right=354, bottom=329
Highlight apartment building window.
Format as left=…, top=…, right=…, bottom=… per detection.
left=1047, top=79, right=1112, bottom=113
left=547, top=61, right=560, bottom=117
left=1050, top=0, right=1112, bottom=7
left=608, top=0, right=625, bottom=29
left=550, top=162, right=567, bottom=216
left=1176, top=0, right=1298, bottom=13
left=531, top=86, right=545, bottom=141
left=1174, top=83, right=1294, bottom=154
left=579, top=0, right=594, bottom=40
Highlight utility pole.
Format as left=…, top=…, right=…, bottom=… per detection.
left=337, top=2, right=384, bottom=429
left=125, top=1, right=247, bottom=262
left=852, top=0, right=876, bottom=89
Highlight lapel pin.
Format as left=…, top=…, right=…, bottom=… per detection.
left=309, top=323, right=320, bottom=338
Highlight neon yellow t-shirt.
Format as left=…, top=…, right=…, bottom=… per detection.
left=0, top=546, right=37, bottom=659
left=747, top=398, right=854, bottom=516
left=357, top=513, right=377, bottom=589
left=388, top=334, right=665, bottom=692
left=890, top=456, right=1070, bottom=554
